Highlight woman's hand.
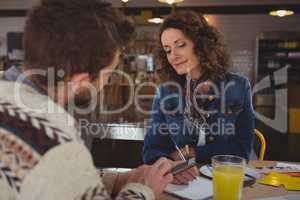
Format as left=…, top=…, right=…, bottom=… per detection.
left=170, top=147, right=196, bottom=161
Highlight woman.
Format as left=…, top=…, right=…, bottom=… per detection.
left=143, top=11, right=255, bottom=183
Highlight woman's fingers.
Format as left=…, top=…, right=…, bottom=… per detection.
left=178, top=171, right=194, bottom=182
left=171, top=178, right=181, bottom=185
left=170, top=147, right=196, bottom=161
left=187, top=166, right=199, bottom=177
left=173, top=175, right=186, bottom=185
left=174, top=173, right=190, bottom=185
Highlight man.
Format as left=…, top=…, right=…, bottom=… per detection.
left=0, top=0, right=173, bottom=199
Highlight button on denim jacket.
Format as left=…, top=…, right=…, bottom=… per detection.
left=143, top=72, right=255, bottom=164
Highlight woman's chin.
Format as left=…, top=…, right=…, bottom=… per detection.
left=174, top=67, right=188, bottom=75
left=175, top=69, right=188, bottom=76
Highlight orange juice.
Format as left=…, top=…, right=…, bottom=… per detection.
left=213, top=165, right=244, bottom=200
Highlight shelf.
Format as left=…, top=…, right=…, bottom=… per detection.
left=259, top=48, right=300, bottom=53
left=260, top=56, right=300, bottom=61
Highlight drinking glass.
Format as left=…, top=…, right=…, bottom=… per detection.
left=212, top=155, right=246, bottom=200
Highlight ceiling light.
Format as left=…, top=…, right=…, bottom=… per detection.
left=158, top=0, right=184, bottom=5
left=121, top=0, right=130, bottom=3
left=269, top=10, right=294, bottom=17
left=148, top=17, right=164, bottom=24
left=204, top=16, right=209, bottom=23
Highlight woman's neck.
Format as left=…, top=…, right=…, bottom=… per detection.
left=189, top=66, right=203, bottom=80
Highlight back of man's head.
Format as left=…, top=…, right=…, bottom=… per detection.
left=23, top=0, right=134, bottom=87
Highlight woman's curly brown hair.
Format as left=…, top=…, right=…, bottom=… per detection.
left=156, top=11, right=231, bottom=85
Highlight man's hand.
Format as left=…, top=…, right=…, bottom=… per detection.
left=169, top=147, right=199, bottom=185
left=171, top=160, right=199, bottom=185
left=127, top=157, right=174, bottom=197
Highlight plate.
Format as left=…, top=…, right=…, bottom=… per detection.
left=199, top=164, right=261, bottom=187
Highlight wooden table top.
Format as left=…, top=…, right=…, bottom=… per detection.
left=159, top=160, right=300, bottom=200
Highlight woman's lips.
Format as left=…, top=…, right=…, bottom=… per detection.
left=173, top=60, right=187, bottom=67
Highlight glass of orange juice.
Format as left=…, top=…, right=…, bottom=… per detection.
left=212, top=155, right=246, bottom=200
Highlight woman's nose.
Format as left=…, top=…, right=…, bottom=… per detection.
left=169, top=49, right=180, bottom=61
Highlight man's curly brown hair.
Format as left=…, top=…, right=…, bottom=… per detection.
left=23, top=0, right=135, bottom=87
left=156, top=11, right=231, bottom=85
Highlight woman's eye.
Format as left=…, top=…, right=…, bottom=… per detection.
left=164, top=49, right=171, bottom=54
left=177, top=42, right=186, bottom=48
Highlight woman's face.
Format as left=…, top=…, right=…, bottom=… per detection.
left=161, top=28, right=200, bottom=76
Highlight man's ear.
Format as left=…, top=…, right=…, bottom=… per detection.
left=69, top=73, right=90, bottom=93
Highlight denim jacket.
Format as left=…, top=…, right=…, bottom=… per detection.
left=143, top=72, right=255, bottom=164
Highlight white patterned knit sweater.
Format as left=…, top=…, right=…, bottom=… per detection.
left=0, top=78, right=154, bottom=200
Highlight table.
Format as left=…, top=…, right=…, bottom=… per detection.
left=159, top=160, right=300, bottom=200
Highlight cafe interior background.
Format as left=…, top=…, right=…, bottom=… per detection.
left=0, top=0, right=300, bottom=168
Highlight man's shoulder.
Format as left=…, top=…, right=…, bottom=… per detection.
left=0, top=79, right=81, bottom=142
left=0, top=78, right=50, bottom=108
left=0, top=79, right=83, bottom=199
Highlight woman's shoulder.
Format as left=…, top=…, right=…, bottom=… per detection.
left=225, top=72, right=249, bottom=82
left=224, top=72, right=250, bottom=87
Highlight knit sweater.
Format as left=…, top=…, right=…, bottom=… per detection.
left=0, top=76, right=154, bottom=200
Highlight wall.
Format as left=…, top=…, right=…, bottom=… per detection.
left=0, top=0, right=34, bottom=57
left=0, top=18, right=25, bottom=56
left=209, top=14, right=300, bottom=82
left=0, top=0, right=37, bottom=9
